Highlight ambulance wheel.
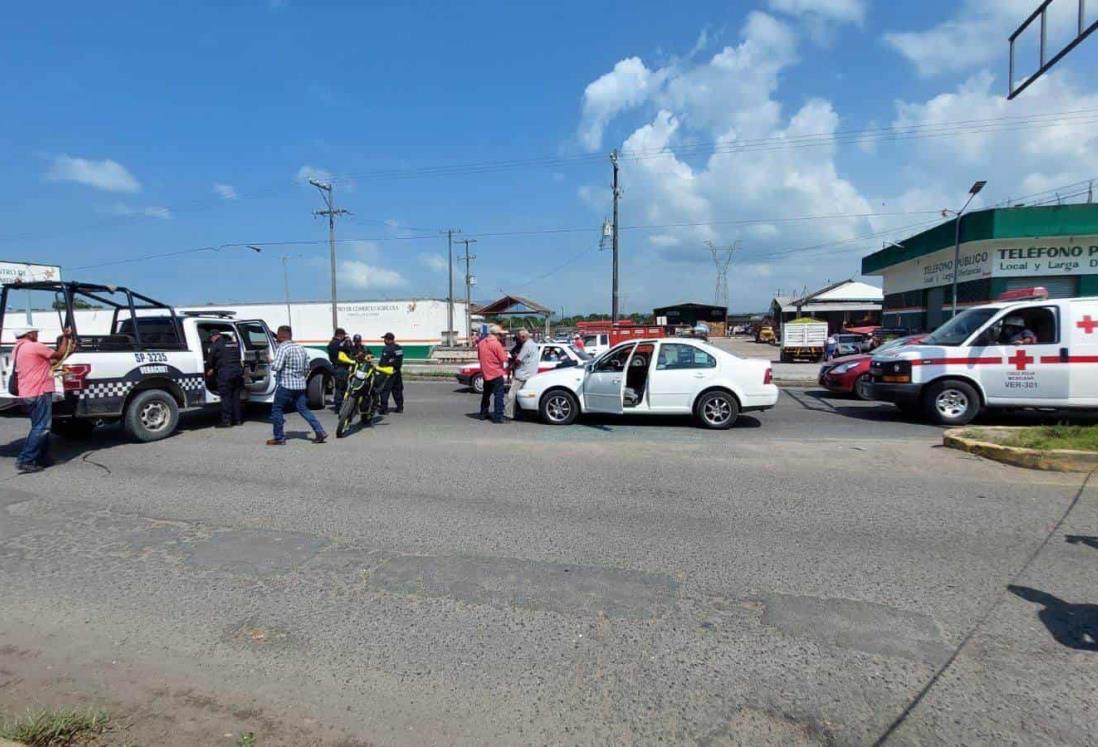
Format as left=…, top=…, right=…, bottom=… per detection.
left=306, top=373, right=327, bottom=410
left=124, top=389, right=179, bottom=442
left=471, top=373, right=484, bottom=394
left=924, top=380, right=980, bottom=426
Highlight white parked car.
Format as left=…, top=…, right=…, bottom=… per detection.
left=455, top=342, right=590, bottom=393
left=516, top=338, right=778, bottom=429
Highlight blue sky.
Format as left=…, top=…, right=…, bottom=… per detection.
left=2, top=0, right=1097, bottom=314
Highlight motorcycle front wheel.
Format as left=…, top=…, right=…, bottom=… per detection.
left=336, top=395, right=358, bottom=438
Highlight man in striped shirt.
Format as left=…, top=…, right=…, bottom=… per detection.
left=267, top=325, right=327, bottom=445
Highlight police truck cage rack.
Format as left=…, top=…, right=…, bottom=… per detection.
left=0, top=280, right=187, bottom=352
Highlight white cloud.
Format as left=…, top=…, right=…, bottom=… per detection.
left=213, top=183, right=238, bottom=200
left=296, top=164, right=333, bottom=184
left=418, top=253, right=448, bottom=272
left=339, top=260, right=406, bottom=290
left=883, top=0, right=1079, bottom=77
left=106, top=203, right=172, bottom=220
left=573, top=12, right=878, bottom=308
left=345, top=240, right=382, bottom=260
left=768, top=0, right=866, bottom=24
left=577, top=57, right=661, bottom=152
left=886, top=71, right=1098, bottom=209
left=46, top=154, right=141, bottom=193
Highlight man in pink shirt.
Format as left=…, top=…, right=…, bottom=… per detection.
left=477, top=324, right=509, bottom=423
left=11, top=326, right=73, bottom=473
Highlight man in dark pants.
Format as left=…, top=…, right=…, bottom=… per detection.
left=206, top=328, right=245, bottom=427
left=377, top=331, right=404, bottom=414
left=327, top=328, right=351, bottom=412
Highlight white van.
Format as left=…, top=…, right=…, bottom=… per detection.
left=867, top=288, right=1098, bottom=425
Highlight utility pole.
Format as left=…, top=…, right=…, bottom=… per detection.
left=707, top=240, right=739, bottom=309
left=281, top=256, right=293, bottom=327
left=457, top=238, right=477, bottom=346
left=443, top=229, right=461, bottom=346
left=610, top=149, right=621, bottom=323
left=309, top=179, right=349, bottom=331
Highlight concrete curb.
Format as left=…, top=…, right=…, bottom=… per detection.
left=943, top=428, right=1098, bottom=473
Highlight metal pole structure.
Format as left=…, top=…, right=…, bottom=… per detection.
left=309, top=179, right=348, bottom=332
left=281, top=256, right=292, bottom=328
left=457, top=238, right=477, bottom=346
left=949, top=180, right=987, bottom=317
left=444, top=229, right=460, bottom=346
left=610, top=149, right=621, bottom=323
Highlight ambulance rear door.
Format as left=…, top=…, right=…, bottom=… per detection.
left=973, top=304, right=1068, bottom=405
left=1065, top=298, right=1098, bottom=404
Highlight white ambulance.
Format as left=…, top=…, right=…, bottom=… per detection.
left=867, top=288, right=1098, bottom=425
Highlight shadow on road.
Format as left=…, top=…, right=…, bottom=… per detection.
left=1008, top=585, right=1098, bottom=651
left=1065, top=535, right=1098, bottom=551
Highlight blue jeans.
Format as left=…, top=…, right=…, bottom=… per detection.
left=19, top=394, right=52, bottom=466
left=479, top=377, right=505, bottom=421
left=271, top=386, right=325, bottom=441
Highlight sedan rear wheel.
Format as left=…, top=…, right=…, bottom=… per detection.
left=540, top=390, right=578, bottom=426
left=471, top=373, right=484, bottom=394
left=695, top=390, right=739, bottom=430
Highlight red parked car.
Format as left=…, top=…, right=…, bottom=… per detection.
left=818, top=334, right=926, bottom=400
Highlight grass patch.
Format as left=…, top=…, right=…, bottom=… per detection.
left=0, top=706, right=108, bottom=746
left=965, top=425, right=1098, bottom=452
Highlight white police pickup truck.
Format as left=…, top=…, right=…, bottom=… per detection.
left=0, top=281, right=333, bottom=441
left=868, top=288, right=1098, bottom=425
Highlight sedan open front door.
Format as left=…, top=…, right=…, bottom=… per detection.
left=583, top=343, right=635, bottom=414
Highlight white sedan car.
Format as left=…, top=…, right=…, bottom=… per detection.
left=516, top=338, right=778, bottom=429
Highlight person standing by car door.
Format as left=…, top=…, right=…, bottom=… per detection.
left=268, top=325, right=327, bottom=446
left=377, top=332, right=404, bottom=414
left=11, top=326, right=73, bottom=473
left=477, top=325, right=508, bottom=423
left=206, top=328, right=245, bottom=428
left=505, top=329, right=538, bottom=420
left=327, top=328, right=351, bottom=412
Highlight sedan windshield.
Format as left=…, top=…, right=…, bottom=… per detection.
left=923, top=308, right=998, bottom=346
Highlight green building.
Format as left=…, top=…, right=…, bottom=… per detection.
left=862, top=204, right=1098, bottom=331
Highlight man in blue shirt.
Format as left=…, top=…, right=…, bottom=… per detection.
left=268, top=325, right=327, bottom=445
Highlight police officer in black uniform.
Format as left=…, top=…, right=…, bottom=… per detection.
left=206, top=328, right=245, bottom=427
left=378, top=331, right=404, bottom=414
left=349, top=333, right=367, bottom=360
left=327, top=327, right=352, bottom=412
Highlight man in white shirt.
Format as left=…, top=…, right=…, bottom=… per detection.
left=505, top=329, right=539, bottom=420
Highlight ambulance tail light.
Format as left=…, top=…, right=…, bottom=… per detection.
left=763, top=367, right=773, bottom=385
left=880, top=359, right=912, bottom=384
left=998, top=286, right=1048, bottom=302
left=61, top=363, right=91, bottom=391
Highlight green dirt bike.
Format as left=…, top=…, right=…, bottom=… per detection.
left=335, top=356, right=394, bottom=438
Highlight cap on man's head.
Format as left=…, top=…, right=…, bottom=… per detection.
left=488, top=324, right=504, bottom=335
left=335, top=328, right=347, bottom=336
left=383, top=332, right=395, bottom=341
left=14, top=327, right=38, bottom=339
left=353, top=334, right=362, bottom=342
left=209, top=328, right=222, bottom=336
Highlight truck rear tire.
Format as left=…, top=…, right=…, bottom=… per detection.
left=124, top=389, right=179, bottom=442
left=923, top=380, right=980, bottom=426
left=306, top=373, right=327, bottom=410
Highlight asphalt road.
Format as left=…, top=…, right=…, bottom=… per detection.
left=1, top=383, right=1095, bottom=746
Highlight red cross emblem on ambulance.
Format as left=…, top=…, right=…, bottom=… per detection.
left=1077, top=315, right=1098, bottom=334
left=1009, top=349, right=1034, bottom=371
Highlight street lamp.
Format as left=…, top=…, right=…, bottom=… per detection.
left=945, top=180, right=987, bottom=317
left=249, top=245, right=297, bottom=328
